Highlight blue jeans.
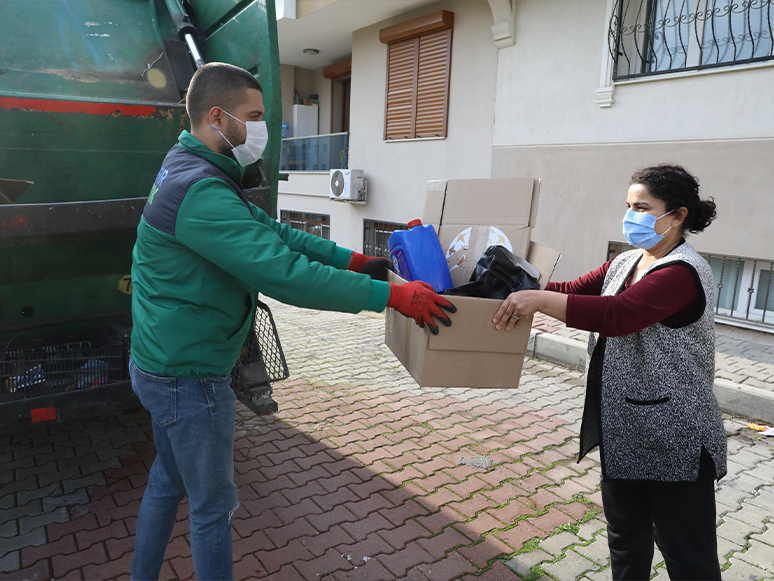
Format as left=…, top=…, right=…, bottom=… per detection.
left=129, top=360, right=238, bottom=581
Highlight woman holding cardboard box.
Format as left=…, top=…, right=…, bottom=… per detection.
left=493, top=164, right=725, bottom=581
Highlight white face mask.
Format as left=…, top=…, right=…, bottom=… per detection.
left=218, top=110, right=268, bottom=166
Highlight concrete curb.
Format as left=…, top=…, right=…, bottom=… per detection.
left=529, top=329, right=774, bottom=424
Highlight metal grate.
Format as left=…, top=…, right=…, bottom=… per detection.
left=232, top=301, right=289, bottom=386
left=280, top=211, right=330, bottom=240
left=609, top=0, right=774, bottom=80
left=608, top=241, right=774, bottom=331
left=363, top=220, right=408, bottom=258
left=1, top=329, right=125, bottom=400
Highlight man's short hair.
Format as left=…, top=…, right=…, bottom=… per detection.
left=186, top=62, right=263, bottom=127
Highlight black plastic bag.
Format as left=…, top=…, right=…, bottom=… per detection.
left=443, top=245, right=540, bottom=300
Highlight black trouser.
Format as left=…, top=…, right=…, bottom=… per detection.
left=601, top=449, right=721, bottom=581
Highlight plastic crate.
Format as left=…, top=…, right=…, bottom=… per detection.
left=232, top=300, right=289, bottom=388
left=0, top=328, right=125, bottom=400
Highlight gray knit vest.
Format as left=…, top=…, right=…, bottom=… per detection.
left=583, top=242, right=727, bottom=482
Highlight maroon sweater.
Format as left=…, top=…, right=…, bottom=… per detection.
left=546, top=258, right=703, bottom=338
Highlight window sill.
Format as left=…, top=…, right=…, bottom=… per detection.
left=613, top=59, right=774, bottom=87
left=384, top=136, right=446, bottom=143
left=280, top=171, right=331, bottom=175
left=715, top=315, right=774, bottom=335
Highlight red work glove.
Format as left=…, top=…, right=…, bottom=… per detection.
left=348, top=252, right=394, bottom=281
left=387, top=281, right=456, bottom=335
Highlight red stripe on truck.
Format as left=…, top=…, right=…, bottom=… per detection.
left=0, top=96, right=160, bottom=117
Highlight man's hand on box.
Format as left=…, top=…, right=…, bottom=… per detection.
left=493, top=290, right=543, bottom=331
left=388, top=281, right=456, bottom=335
left=348, top=252, right=394, bottom=281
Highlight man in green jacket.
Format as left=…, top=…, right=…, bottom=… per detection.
left=129, top=62, right=454, bottom=581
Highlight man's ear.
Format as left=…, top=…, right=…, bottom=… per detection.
left=208, top=106, right=225, bottom=128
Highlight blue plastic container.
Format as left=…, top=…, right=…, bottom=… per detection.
left=388, top=219, right=454, bottom=292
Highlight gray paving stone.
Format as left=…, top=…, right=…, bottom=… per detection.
left=0, top=477, right=38, bottom=497
left=725, top=419, right=746, bottom=436
left=43, top=488, right=89, bottom=510
left=4, top=456, right=35, bottom=474
left=574, top=537, right=610, bottom=567
left=724, top=557, right=772, bottom=581
left=747, top=488, right=774, bottom=511
left=725, top=504, right=772, bottom=534
left=0, top=551, right=19, bottom=574
left=19, top=506, right=69, bottom=534
left=0, top=520, right=18, bottom=539
left=543, top=550, right=598, bottom=579
left=62, top=472, right=106, bottom=494
left=80, top=456, right=123, bottom=477
left=16, top=482, right=61, bottom=506
left=95, top=446, right=135, bottom=462
left=726, top=473, right=770, bottom=495
left=0, top=494, right=14, bottom=511
left=37, top=466, right=80, bottom=488
left=718, top=515, right=764, bottom=545
left=0, top=500, right=43, bottom=525
left=717, top=484, right=755, bottom=510
left=737, top=540, right=774, bottom=573
left=57, top=451, right=99, bottom=471
left=717, top=500, right=739, bottom=520
left=577, top=519, right=607, bottom=542
left=15, top=460, right=59, bottom=481
left=503, top=549, right=553, bottom=578
left=750, top=524, right=774, bottom=547
left=36, top=446, right=75, bottom=466
left=718, top=535, right=744, bottom=563
left=743, top=463, right=774, bottom=483
left=539, top=531, right=582, bottom=557
left=0, top=527, right=46, bottom=559
left=732, top=449, right=774, bottom=470
left=581, top=567, right=612, bottom=581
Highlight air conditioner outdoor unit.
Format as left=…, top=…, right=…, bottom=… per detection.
left=329, top=169, right=366, bottom=202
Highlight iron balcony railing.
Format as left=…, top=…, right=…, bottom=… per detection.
left=279, top=132, right=348, bottom=172
left=363, top=220, right=408, bottom=259
left=609, top=0, right=774, bottom=80
left=608, top=242, right=774, bottom=331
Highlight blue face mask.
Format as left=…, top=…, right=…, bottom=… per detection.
left=622, top=209, right=674, bottom=249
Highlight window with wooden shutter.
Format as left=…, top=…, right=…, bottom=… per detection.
left=381, top=11, right=453, bottom=141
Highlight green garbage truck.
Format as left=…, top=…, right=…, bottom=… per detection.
left=0, top=0, right=285, bottom=434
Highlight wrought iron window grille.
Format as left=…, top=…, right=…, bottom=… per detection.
left=279, top=211, right=331, bottom=240
left=609, top=0, right=774, bottom=80
left=363, top=220, right=408, bottom=258
left=608, top=242, right=774, bottom=331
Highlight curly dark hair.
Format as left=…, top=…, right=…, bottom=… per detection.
left=631, top=164, right=717, bottom=234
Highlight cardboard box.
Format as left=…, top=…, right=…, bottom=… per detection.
left=384, top=178, right=560, bottom=388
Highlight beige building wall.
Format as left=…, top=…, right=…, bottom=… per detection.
left=491, top=0, right=774, bottom=281
left=279, top=0, right=498, bottom=252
